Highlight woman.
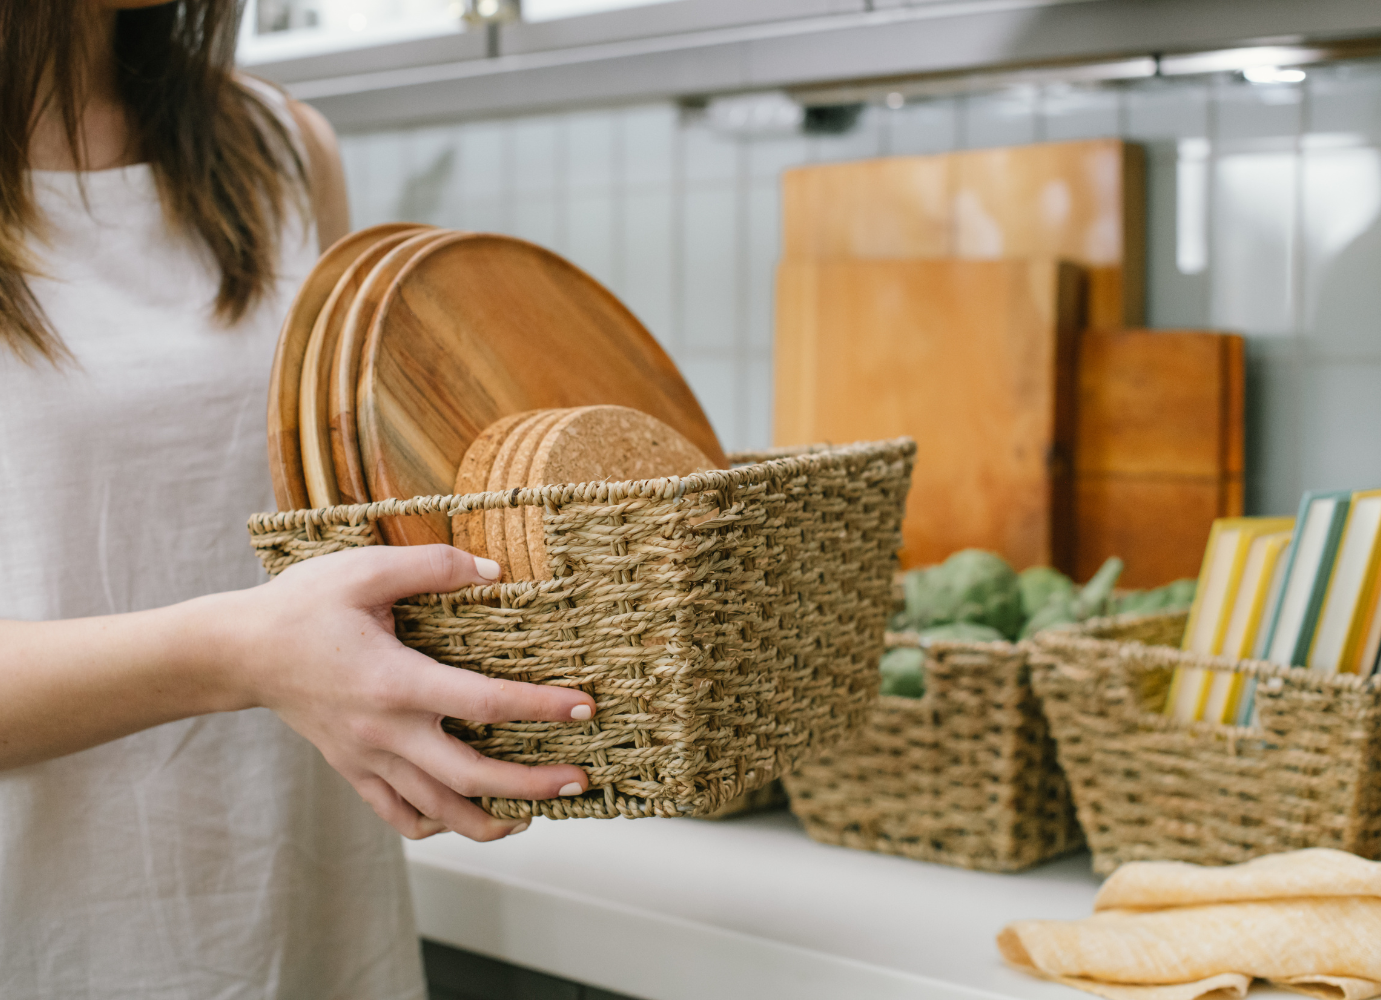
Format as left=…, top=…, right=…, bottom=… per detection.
left=0, top=2, right=594, bottom=995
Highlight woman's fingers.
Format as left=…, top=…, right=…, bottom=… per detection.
left=410, top=660, right=596, bottom=724
left=379, top=757, right=529, bottom=842
left=397, top=725, right=588, bottom=801
left=330, top=544, right=502, bottom=608
left=351, top=773, right=449, bottom=840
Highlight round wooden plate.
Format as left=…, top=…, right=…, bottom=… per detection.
left=356, top=233, right=728, bottom=547
left=266, top=223, right=417, bottom=510
left=524, top=405, right=714, bottom=581
left=328, top=229, right=456, bottom=508
left=299, top=226, right=431, bottom=507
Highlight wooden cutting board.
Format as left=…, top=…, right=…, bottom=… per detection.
left=356, top=233, right=727, bottom=546
left=326, top=228, right=450, bottom=507
left=266, top=223, right=417, bottom=510
left=775, top=258, right=1083, bottom=571
left=299, top=226, right=431, bottom=507
left=1074, top=328, right=1245, bottom=586
left=780, top=139, right=1144, bottom=330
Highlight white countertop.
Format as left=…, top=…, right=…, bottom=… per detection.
left=407, top=810, right=1099, bottom=1000
left=407, top=810, right=1293, bottom=1000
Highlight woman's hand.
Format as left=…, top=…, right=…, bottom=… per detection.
left=226, top=544, right=596, bottom=842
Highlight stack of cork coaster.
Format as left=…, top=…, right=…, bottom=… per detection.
left=454, top=404, right=716, bottom=581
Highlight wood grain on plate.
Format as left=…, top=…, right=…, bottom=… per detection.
left=299, top=226, right=431, bottom=507
left=524, top=405, right=715, bottom=581
left=450, top=411, right=538, bottom=559
left=327, top=228, right=450, bottom=511
left=356, top=233, right=726, bottom=547
left=266, top=223, right=417, bottom=510
left=774, top=258, right=1083, bottom=572
left=481, top=411, right=557, bottom=579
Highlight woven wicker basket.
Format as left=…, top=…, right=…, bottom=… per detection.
left=1032, top=611, right=1381, bottom=874
left=247, top=439, right=913, bottom=821
left=782, top=631, right=1084, bottom=872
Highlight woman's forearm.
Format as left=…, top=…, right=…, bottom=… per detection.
left=0, top=593, right=251, bottom=770
left=0, top=545, right=597, bottom=842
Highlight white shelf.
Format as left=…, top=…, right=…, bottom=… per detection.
left=408, top=810, right=1103, bottom=1000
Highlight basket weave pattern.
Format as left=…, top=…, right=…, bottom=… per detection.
left=248, top=439, right=914, bottom=820
left=1032, top=612, right=1381, bottom=874
left=783, top=634, right=1084, bottom=872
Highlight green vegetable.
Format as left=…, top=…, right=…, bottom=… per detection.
left=1018, top=557, right=1126, bottom=638
left=898, top=549, right=1024, bottom=639
left=918, top=621, right=1006, bottom=643
left=1018, top=566, right=1075, bottom=621
left=879, top=646, right=926, bottom=698
left=1019, top=594, right=1078, bottom=638
left=1075, top=556, right=1124, bottom=618
left=1113, top=577, right=1197, bottom=615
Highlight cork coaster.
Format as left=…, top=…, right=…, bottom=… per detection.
left=501, top=408, right=569, bottom=580
left=483, top=410, right=564, bottom=579
left=525, top=405, right=717, bottom=581
left=450, top=410, right=538, bottom=559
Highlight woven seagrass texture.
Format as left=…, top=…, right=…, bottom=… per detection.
left=783, top=633, right=1084, bottom=872
left=248, top=439, right=914, bottom=820
left=1032, top=611, right=1381, bottom=874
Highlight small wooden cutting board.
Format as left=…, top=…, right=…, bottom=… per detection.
left=356, top=233, right=726, bottom=546
left=267, top=223, right=417, bottom=510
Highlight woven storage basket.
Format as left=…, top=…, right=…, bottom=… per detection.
left=1032, top=611, right=1381, bottom=874
left=248, top=439, right=913, bottom=821
left=782, top=631, right=1084, bottom=872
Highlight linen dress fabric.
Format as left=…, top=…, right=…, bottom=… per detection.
left=998, top=848, right=1381, bottom=1000
left=0, top=84, right=426, bottom=1000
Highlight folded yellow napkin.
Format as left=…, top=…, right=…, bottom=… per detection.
left=998, top=849, right=1381, bottom=1000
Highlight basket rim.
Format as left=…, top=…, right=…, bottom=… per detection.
left=248, top=436, right=916, bottom=534
left=1033, top=619, right=1381, bottom=693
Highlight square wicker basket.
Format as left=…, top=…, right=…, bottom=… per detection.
left=1031, top=611, right=1381, bottom=874
left=247, top=439, right=913, bottom=821
left=783, top=631, right=1084, bottom=873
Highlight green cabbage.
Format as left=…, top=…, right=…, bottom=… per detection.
left=898, top=549, right=1023, bottom=639
left=879, top=646, right=926, bottom=698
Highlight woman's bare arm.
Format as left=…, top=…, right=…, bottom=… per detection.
left=0, top=545, right=595, bottom=841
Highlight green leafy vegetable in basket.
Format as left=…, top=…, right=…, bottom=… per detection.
left=1113, top=577, right=1197, bottom=615
left=917, top=621, right=1007, bottom=643
left=1017, top=566, right=1075, bottom=621
left=879, top=646, right=926, bottom=698
left=1017, top=556, right=1124, bottom=638
left=898, top=549, right=1024, bottom=640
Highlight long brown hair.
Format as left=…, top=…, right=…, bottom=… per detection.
left=0, top=0, right=305, bottom=363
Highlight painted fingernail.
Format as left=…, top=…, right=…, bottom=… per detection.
left=475, top=557, right=502, bottom=581
left=570, top=704, right=593, bottom=721
left=507, top=821, right=530, bottom=836
left=419, top=817, right=448, bottom=838
left=558, top=782, right=584, bottom=797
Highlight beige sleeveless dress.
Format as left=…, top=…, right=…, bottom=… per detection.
left=0, top=86, right=427, bottom=999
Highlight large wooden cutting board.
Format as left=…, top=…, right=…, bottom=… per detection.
left=356, top=233, right=727, bottom=547
left=775, top=258, right=1083, bottom=571
left=780, top=139, right=1144, bottom=330
left=266, top=223, right=417, bottom=510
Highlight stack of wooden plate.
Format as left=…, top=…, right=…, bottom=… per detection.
left=266, top=224, right=727, bottom=576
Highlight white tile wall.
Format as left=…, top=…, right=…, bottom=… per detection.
left=338, top=59, right=1381, bottom=502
